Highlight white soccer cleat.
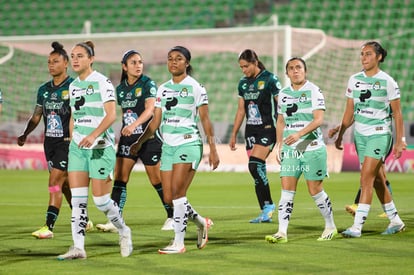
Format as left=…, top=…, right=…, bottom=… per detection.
left=158, top=241, right=186, bottom=254
left=96, top=221, right=118, bottom=233
left=197, top=217, right=213, bottom=249
left=317, top=228, right=338, bottom=241
left=86, top=220, right=94, bottom=232
left=161, top=218, right=174, bottom=231
left=57, top=246, right=87, bottom=260
left=119, top=226, right=133, bottom=257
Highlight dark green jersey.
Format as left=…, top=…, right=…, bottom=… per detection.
left=116, top=75, right=157, bottom=134
left=36, top=76, right=73, bottom=139
left=238, top=70, right=281, bottom=128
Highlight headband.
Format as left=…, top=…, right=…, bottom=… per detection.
left=77, top=43, right=94, bottom=57
left=121, top=50, right=140, bottom=64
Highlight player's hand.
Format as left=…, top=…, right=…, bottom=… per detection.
left=130, top=140, right=142, bottom=156
left=275, top=142, right=282, bottom=164
left=334, top=136, right=343, bottom=150
left=328, top=125, right=340, bottom=138
left=17, top=135, right=26, bottom=146
left=209, top=150, right=220, bottom=170
left=229, top=135, right=237, bottom=151
left=121, top=125, right=135, bottom=137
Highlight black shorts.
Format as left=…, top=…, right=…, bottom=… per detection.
left=116, top=133, right=162, bottom=166
left=43, top=138, right=70, bottom=171
left=244, top=125, right=276, bottom=151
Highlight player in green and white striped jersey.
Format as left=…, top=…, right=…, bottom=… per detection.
left=131, top=46, right=220, bottom=254
left=58, top=41, right=132, bottom=260
left=266, top=57, right=337, bottom=244
left=334, top=41, right=405, bottom=238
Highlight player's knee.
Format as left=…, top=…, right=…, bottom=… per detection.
left=93, top=194, right=112, bottom=212
left=248, top=156, right=264, bottom=177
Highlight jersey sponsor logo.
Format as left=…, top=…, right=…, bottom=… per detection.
left=359, top=89, right=371, bottom=102
left=165, top=97, right=178, bottom=110
left=244, top=91, right=260, bottom=100
left=121, top=99, right=138, bottom=108
left=51, top=92, right=58, bottom=100
left=45, top=101, right=64, bottom=110
left=150, top=87, right=157, bottom=96
left=286, top=104, right=298, bottom=117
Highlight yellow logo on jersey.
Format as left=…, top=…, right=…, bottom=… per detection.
left=258, top=81, right=265, bottom=90
left=135, top=88, right=142, bottom=97
left=62, top=90, right=69, bottom=100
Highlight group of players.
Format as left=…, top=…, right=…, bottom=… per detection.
left=17, top=39, right=406, bottom=259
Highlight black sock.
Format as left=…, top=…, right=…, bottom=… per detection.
left=112, top=180, right=127, bottom=214
left=46, top=205, right=59, bottom=231
left=249, top=156, right=272, bottom=209
left=153, top=183, right=173, bottom=218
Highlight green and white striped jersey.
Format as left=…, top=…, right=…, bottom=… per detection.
left=70, top=71, right=116, bottom=149
left=278, top=80, right=326, bottom=152
left=346, top=70, right=400, bottom=136
left=155, top=75, right=208, bottom=146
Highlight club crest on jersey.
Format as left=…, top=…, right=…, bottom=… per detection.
left=86, top=85, right=94, bottom=95
left=258, top=81, right=265, bottom=90
left=180, top=88, right=188, bottom=97
left=299, top=93, right=307, bottom=102
left=62, top=90, right=69, bottom=100
left=372, top=81, right=381, bottom=90
left=135, top=88, right=142, bottom=97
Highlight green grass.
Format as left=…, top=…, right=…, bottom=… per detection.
left=0, top=170, right=413, bottom=274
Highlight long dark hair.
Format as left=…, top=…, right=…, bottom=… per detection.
left=238, top=49, right=266, bottom=71
left=120, top=50, right=141, bottom=82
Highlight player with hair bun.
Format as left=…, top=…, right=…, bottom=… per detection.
left=17, top=41, right=89, bottom=239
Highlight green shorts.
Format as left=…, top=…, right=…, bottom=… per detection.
left=68, top=142, right=115, bottom=180
left=354, top=133, right=392, bottom=164
left=280, top=146, right=327, bottom=180
left=160, top=141, right=202, bottom=171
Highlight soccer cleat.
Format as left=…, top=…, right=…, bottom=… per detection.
left=341, top=227, right=361, bottom=238
left=119, top=226, right=133, bottom=257
left=345, top=204, right=357, bottom=217
left=265, top=232, right=288, bottom=244
left=381, top=222, right=405, bottom=235
left=378, top=212, right=387, bottom=218
left=32, top=226, right=53, bottom=239
left=317, top=228, right=338, bottom=241
left=250, top=203, right=275, bottom=223
left=86, top=220, right=94, bottom=232
left=158, top=241, right=186, bottom=254
left=161, top=218, right=174, bottom=231
left=96, top=221, right=118, bottom=233
left=197, top=218, right=213, bottom=249
left=57, top=246, right=87, bottom=260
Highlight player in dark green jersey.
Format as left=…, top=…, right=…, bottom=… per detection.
left=96, top=50, right=173, bottom=233
left=229, top=49, right=282, bottom=223
left=17, top=42, right=75, bottom=239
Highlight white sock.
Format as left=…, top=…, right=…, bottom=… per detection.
left=312, top=190, right=336, bottom=229
left=187, top=201, right=204, bottom=228
left=382, top=201, right=403, bottom=225
left=172, top=197, right=188, bottom=245
left=353, top=203, right=370, bottom=231
left=278, top=190, right=295, bottom=235
left=93, top=194, right=128, bottom=235
left=71, top=187, right=89, bottom=250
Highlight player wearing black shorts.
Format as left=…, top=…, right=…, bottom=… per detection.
left=229, top=49, right=282, bottom=223
left=96, top=50, right=173, bottom=233
left=17, top=42, right=83, bottom=239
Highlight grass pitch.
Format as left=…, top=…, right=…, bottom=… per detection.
left=0, top=170, right=413, bottom=274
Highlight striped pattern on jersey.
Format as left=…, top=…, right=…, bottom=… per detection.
left=278, top=80, right=325, bottom=151
left=70, top=71, right=116, bottom=149
left=155, top=76, right=208, bottom=146
left=346, top=70, right=400, bottom=136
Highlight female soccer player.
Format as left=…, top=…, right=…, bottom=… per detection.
left=229, top=49, right=281, bottom=223
left=333, top=41, right=405, bottom=238
left=96, top=50, right=173, bottom=233
left=265, top=57, right=337, bottom=243
left=131, top=46, right=219, bottom=254
left=57, top=41, right=132, bottom=260
left=18, top=41, right=75, bottom=239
